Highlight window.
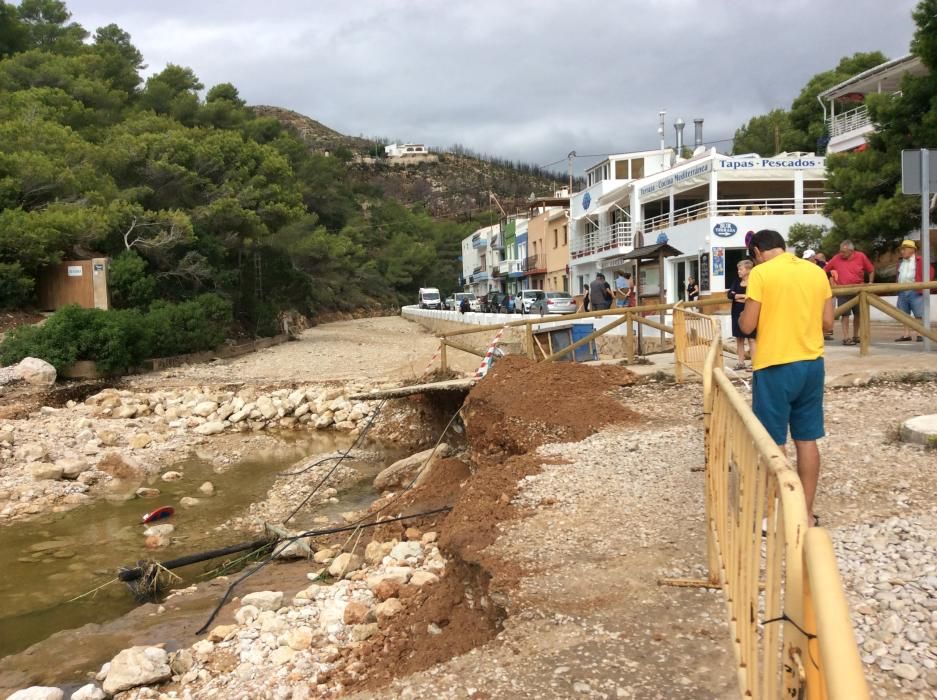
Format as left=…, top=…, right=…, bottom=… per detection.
left=553, top=229, right=558, bottom=248
left=563, top=275, right=569, bottom=292
left=563, top=225, right=568, bottom=245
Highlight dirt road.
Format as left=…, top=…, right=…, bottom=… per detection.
left=135, top=316, right=479, bottom=387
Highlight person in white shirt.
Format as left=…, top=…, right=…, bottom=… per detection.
left=614, top=270, right=631, bottom=308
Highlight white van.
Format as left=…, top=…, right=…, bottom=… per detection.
left=418, top=287, right=442, bottom=309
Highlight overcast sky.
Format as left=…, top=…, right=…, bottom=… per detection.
left=64, top=0, right=919, bottom=174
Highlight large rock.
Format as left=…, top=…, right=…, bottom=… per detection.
left=389, top=541, right=422, bottom=561
left=56, top=458, right=88, bottom=480
left=129, top=433, right=152, bottom=449
left=241, top=591, right=283, bottom=611
left=70, top=684, right=105, bottom=700
left=97, top=453, right=143, bottom=481
left=7, top=687, right=64, bottom=700
left=194, top=421, right=225, bottom=436
left=29, top=463, right=63, bottom=481
left=328, top=552, right=363, bottom=578
left=14, top=357, right=56, bottom=387
left=16, top=443, right=47, bottom=463
left=102, top=646, right=171, bottom=695
left=193, top=401, right=218, bottom=417
left=373, top=444, right=451, bottom=490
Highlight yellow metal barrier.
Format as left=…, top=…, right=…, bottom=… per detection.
left=671, top=309, right=869, bottom=700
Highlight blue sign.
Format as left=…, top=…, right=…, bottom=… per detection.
left=713, top=222, right=737, bottom=238
left=582, top=192, right=591, bottom=210
left=656, top=232, right=669, bottom=244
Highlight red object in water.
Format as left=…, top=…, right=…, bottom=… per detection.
left=142, top=506, right=175, bottom=523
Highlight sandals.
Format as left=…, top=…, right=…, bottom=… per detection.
left=896, top=336, right=913, bottom=342
left=734, top=362, right=746, bottom=371
left=842, top=338, right=856, bottom=346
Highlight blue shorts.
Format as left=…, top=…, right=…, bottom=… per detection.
left=752, top=358, right=825, bottom=445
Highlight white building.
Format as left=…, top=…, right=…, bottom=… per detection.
left=819, top=54, right=928, bottom=154
left=460, top=223, right=500, bottom=297
left=384, top=143, right=429, bottom=157
left=569, top=149, right=832, bottom=303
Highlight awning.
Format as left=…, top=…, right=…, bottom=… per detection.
left=619, top=242, right=684, bottom=260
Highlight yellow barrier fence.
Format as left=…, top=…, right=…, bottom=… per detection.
left=670, top=307, right=869, bottom=700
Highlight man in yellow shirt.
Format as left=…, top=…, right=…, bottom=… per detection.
left=740, top=230, right=834, bottom=526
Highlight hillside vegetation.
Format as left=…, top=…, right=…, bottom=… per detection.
left=0, top=0, right=558, bottom=334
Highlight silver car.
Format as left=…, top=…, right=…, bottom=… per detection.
left=530, top=291, right=577, bottom=315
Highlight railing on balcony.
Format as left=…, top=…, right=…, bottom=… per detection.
left=641, top=196, right=831, bottom=234
left=523, top=254, right=545, bottom=273
left=501, top=259, right=523, bottom=277
left=570, top=222, right=634, bottom=260
left=828, top=104, right=872, bottom=137
left=472, top=235, right=488, bottom=249
left=491, top=264, right=501, bottom=278
left=472, top=265, right=483, bottom=274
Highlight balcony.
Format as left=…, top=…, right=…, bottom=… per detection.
left=491, top=264, right=502, bottom=278
left=471, top=234, right=488, bottom=249
left=523, top=254, right=546, bottom=275
left=828, top=104, right=872, bottom=137
left=640, top=196, right=831, bottom=234
left=501, top=259, right=524, bottom=278
left=570, top=221, right=635, bottom=260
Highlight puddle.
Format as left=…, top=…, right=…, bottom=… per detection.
left=0, top=432, right=398, bottom=662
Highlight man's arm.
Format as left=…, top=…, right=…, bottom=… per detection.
left=739, top=299, right=761, bottom=335
left=865, top=254, right=875, bottom=283
left=822, top=297, right=834, bottom=333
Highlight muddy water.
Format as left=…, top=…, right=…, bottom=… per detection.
left=0, top=432, right=393, bottom=661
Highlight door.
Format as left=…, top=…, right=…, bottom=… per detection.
left=724, top=248, right=749, bottom=292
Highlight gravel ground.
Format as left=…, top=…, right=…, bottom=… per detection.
left=350, top=381, right=739, bottom=699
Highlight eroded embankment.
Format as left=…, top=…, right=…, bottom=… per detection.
left=337, top=356, right=642, bottom=693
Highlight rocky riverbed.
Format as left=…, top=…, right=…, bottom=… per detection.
left=0, top=383, right=380, bottom=526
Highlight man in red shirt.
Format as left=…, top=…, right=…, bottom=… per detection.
left=824, top=240, right=875, bottom=345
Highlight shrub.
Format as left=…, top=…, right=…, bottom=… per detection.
left=0, top=294, right=233, bottom=373
left=108, top=251, right=156, bottom=309
left=0, top=262, right=35, bottom=309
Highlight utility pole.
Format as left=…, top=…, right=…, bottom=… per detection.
left=921, top=149, right=932, bottom=351
left=567, top=151, right=576, bottom=193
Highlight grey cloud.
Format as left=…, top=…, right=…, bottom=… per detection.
left=67, top=0, right=918, bottom=172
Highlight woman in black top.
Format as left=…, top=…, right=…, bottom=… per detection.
left=727, top=259, right=756, bottom=370
left=686, top=276, right=700, bottom=302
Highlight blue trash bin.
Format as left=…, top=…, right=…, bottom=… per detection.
left=571, top=324, right=597, bottom=361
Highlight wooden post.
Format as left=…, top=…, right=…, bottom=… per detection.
left=525, top=324, right=536, bottom=360
left=439, top=340, right=448, bottom=373
left=858, top=291, right=871, bottom=356
left=625, top=312, right=635, bottom=364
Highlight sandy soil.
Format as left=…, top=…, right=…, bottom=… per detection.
left=130, top=316, right=480, bottom=387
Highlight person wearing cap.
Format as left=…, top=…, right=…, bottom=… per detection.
left=802, top=248, right=816, bottom=262
left=895, top=239, right=934, bottom=342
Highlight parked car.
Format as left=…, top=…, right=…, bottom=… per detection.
left=485, top=291, right=509, bottom=313
left=530, top=291, right=577, bottom=315
left=518, top=289, right=543, bottom=314
left=453, top=292, right=480, bottom=312
left=444, top=295, right=455, bottom=310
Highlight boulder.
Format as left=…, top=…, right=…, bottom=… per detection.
left=374, top=598, right=404, bottom=621
left=234, top=605, right=259, bottom=625
left=160, top=471, right=183, bottom=482
left=373, top=444, right=450, bottom=490
left=113, top=405, right=138, bottom=419
left=14, top=357, right=56, bottom=387
left=286, top=626, right=314, bottom=650
left=389, top=541, right=422, bottom=561
left=97, top=453, right=143, bottom=480
left=364, top=541, right=384, bottom=565
left=29, top=463, right=63, bottom=481
left=343, top=601, right=374, bottom=625
left=135, top=487, right=160, bottom=498
left=241, top=591, right=283, bottom=612
left=17, top=443, right=47, bottom=463
left=328, top=553, right=363, bottom=578
left=96, top=430, right=119, bottom=447
left=405, top=527, right=422, bottom=541
left=169, top=649, right=195, bottom=676
left=193, top=401, right=219, bottom=417
left=7, top=688, right=64, bottom=700
left=198, top=481, right=215, bottom=496
left=57, top=458, right=88, bottom=480
left=216, top=403, right=236, bottom=421
left=257, top=398, right=278, bottom=420
left=142, top=523, right=174, bottom=537
left=102, top=646, right=171, bottom=695
left=367, top=568, right=412, bottom=591
left=144, top=534, right=170, bottom=549
left=208, top=624, right=237, bottom=642
left=0, top=426, right=13, bottom=445
left=348, top=623, right=379, bottom=642
left=410, top=571, right=440, bottom=587
left=70, top=684, right=106, bottom=700
left=129, top=433, right=152, bottom=449
left=179, top=497, right=200, bottom=507
left=194, top=421, right=225, bottom=436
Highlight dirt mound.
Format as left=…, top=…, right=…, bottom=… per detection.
left=464, top=355, right=640, bottom=456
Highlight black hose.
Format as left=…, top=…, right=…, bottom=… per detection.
left=118, top=537, right=275, bottom=582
